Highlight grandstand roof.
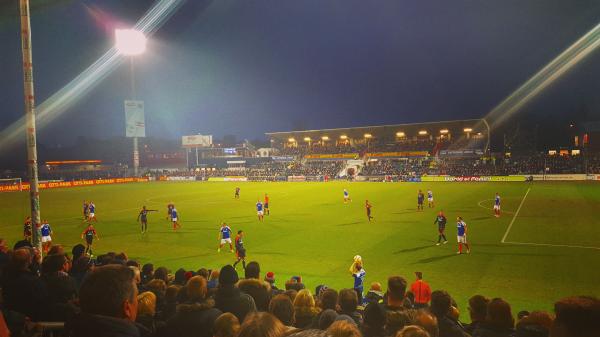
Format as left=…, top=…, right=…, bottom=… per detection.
left=266, top=119, right=486, bottom=141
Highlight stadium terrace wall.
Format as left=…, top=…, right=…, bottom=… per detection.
left=304, top=153, right=359, bottom=159
left=366, top=151, right=429, bottom=158
left=0, top=177, right=149, bottom=192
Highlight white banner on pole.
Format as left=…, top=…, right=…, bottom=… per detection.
left=182, top=134, right=212, bottom=147
left=125, top=100, right=145, bottom=137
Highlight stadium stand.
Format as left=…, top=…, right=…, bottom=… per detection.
left=0, top=238, right=598, bottom=337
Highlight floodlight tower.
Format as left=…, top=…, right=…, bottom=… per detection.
left=115, top=29, right=147, bottom=176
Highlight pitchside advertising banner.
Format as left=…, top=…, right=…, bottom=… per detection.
left=0, top=177, right=149, bottom=192
left=125, top=100, right=145, bottom=138
left=366, top=151, right=429, bottom=158
left=421, top=175, right=527, bottom=182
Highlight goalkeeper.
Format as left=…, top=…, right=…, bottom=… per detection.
left=349, top=255, right=366, bottom=304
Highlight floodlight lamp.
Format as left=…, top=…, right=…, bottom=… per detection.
left=321, top=136, right=329, bottom=141
left=440, top=129, right=449, bottom=134
left=364, top=133, right=372, bottom=139
left=115, top=29, right=147, bottom=55
left=463, top=128, right=473, bottom=133
left=418, top=130, right=428, bottom=135
left=288, top=138, right=295, bottom=142
left=340, top=135, right=348, bottom=140
left=396, top=132, right=405, bottom=137
left=304, top=137, right=311, bottom=142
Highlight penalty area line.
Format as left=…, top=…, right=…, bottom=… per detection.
left=503, top=241, right=600, bottom=251
left=501, top=187, right=531, bottom=243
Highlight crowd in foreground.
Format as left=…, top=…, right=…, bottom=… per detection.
left=0, top=238, right=598, bottom=337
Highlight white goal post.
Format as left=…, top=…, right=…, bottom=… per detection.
left=0, top=178, right=23, bottom=192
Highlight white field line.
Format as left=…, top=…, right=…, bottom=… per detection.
left=477, top=199, right=515, bottom=215
left=503, top=241, right=600, bottom=251
left=501, top=187, right=531, bottom=243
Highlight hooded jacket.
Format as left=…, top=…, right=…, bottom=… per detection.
left=214, top=286, right=256, bottom=322
left=163, top=300, right=222, bottom=337
left=237, top=278, right=272, bottom=311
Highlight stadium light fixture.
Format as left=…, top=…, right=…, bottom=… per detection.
left=115, top=29, right=147, bottom=55
left=463, top=128, right=473, bottom=133
left=364, top=133, right=372, bottom=139
left=321, top=136, right=329, bottom=141
left=288, top=138, right=295, bottom=142
left=396, top=132, right=405, bottom=137
left=440, top=129, right=449, bottom=134
left=418, top=130, right=428, bottom=135
left=340, top=135, right=348, bottom=140
left=304, top=137, right=311, bottom=142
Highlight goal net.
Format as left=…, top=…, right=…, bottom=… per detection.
left=0, top=178, right=23, bottom=192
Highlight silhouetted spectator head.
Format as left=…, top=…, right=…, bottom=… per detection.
left=486, top=298, right=514, bottom=330
left=137, top=291, right=157, bottom=317
left=327, top=320, right=361, bottom=337
left=187, top=275, right=208, bottom=301
left=396, top=325, right=431, bottom=337
left=153, top=266, right=169, bottom=284
left=339, top=289, right=359, bottom=313
left=363, top=302, right=386, bottom=330
left=269, top=294, right=295, bottom=326
left=214, top=313, right=241, bottom=337
left=388, top=276, right=408, bottom=304
left=238, top=312, right=287, bottom=337
left=79, top=265, right=138, bottom=321
left=320, top=309, right=339, bottom=330
left=551, top=296, right=600, bottom=337
left=516, top=311, right=553, bottom=337
left=468, top=295, right=490, bottom=323
left=72, top=244, right=85, bottom=260
left=245, top=261, right=260, bottom=279
left=219, top=265, right=239, bottom=286
left=319, top=288, right=339, bottom=310
left=41, top=253, right=68, bottom=274
left=197, top=268, right=209, bottom=280
left=430, top=291, right=452, bottom=317
left=174, top=268, right=186, bottom=285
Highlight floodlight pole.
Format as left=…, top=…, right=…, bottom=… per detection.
left=19, top=0, right=42, bottom=253
left=130, top=57, right=139, bottom=177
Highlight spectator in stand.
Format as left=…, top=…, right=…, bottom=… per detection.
left=414, top=310, right=440, bottom=337
left=338, top=289, right=363, bottom=326
left=136, top=291, right=160, bottom=334
left=208, top=269, right=220, bottom=289
left=40, top=253, right=78, bottom=321
left=214, top=265, right=256, bottom=322
left=464, top=295, right=490, bottom=335
left=397, top=325, right=431, bottom=337
left=238, top=312, right=287, bottom=337
left=312, top=288, right=339, bottom=328
left=71, top=243, right=86, bottom=261
left=550, top=296, right=600, bottom=337
left=174, top=268, right=187, bottom=286
left=327, top=320, right=361, bottom=337
left=430, top=290, right=469, bottom=337
left=269, top=294, right=296, bottom=329
left=265, top=271, right=277, bottom=290
left=472, top=298, right=515, bottom=337
left=163, top=285, right=179, bottom=318
left=213, top=313, right=241, bottom=337
left=66, top=265, right=141, bottom=337
left=154, top=266, right=170, bottom=284
left=410, top=272, right=431, bottom=309
left=362, top=299, right=386, bottom=337
left=141, top=263, right=154, bottom=285
left=516, top=311, right=552, bottom=337
left=293, top=289, right=321, bottom=329
left=164, top=276, right=222, bottom=337
left=364, top=282, right=384, bottom=305
left=382, top=276, right=409, bottom=313
left=238, top=261, right=272, bottom=311
left=145, top=279, right=167, bottom=316
left=0, top=239, right=9, bottom=276
left=0, top=248, right=48, bottom=321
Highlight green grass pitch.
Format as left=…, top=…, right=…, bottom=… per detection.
left=1, top=181, right=599, bottom=315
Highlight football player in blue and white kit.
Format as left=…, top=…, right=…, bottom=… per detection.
left=87, top=201, right=97, bottom=223
left=427, top=190, right=435, bottom=208
left=456, top=216, right=470, bottom=254
left=343, top=189, right=352, bottom=203
left=218, top=222, right=234, bottom=253
left=256, top=200, right=264, bottom=221
left=40, top=220, right=53, bottom=254
left=494, top=193, right=501, bottom=218
left=171, top=207, right=181, bottom=230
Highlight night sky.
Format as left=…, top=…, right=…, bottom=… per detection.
left=1, top=0, right=600, bottom=147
